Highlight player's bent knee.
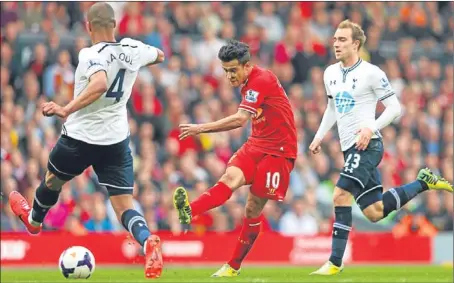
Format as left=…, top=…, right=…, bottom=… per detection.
left=366, top=213, right=382, bottom=223
left=45, top=171, right=66, bottom=191
left=333, top=186, right=353, bottom=206
left=220, top=167, right=246, bottom=191
left=362, top=202, right=384, bottom=223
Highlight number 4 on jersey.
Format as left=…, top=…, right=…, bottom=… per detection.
left=106, top=69, right=126, bottom=103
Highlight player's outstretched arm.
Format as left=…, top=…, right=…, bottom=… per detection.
left=178, top=109, right=251, bottom=140
left=42, top=71, right=107, bottom=119
left=199, top=109, right=251, bottom=133
left=63, top=71, right=108, bottom=116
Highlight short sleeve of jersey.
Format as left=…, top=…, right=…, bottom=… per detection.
left=119, top=38, right=159, bottom=67
left=371, top=67, right=396, bottom=102
left=78, top=48, right=107, bottom=80
left=239, top=78, right=267, bottom=115
left=136, top=40, right=159, bottom=67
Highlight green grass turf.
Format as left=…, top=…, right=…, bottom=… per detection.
left=1, top=265, right=452, bottom=283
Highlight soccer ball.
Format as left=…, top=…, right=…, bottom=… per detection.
left=59, top=246, right=95, bottom=279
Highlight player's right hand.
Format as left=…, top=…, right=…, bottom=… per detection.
left=42, top=101, right=69, bottom=119
left=178, top=123, right=201, bottom=140
left=309, top=138, right=322, bottom=154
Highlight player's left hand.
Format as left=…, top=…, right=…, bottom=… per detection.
left=42, top=102, right=69, bottom=119
left=355, top=127, right=373, bottom=151
left=179, top=124, right=201, bottom=140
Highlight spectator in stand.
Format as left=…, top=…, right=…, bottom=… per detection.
left=280, top=196, right=319, bottom=236
left=84, top=193, right=113, bottom=233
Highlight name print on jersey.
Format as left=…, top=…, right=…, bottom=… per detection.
left=106, top=53, right=133, bottom=66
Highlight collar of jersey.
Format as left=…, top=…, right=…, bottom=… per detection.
left=243, top=66, right=258, bottom=87
left=340, top=58, right=362, bottom=74
left=95, top=41, right=119, bottom=46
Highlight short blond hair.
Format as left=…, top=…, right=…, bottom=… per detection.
left=338, top=19, right=367, bottom=51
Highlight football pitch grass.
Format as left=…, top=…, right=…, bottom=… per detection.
left=1, top=265, right=452, bottom=283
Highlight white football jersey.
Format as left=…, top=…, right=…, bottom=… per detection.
left=63, top=38, right=159, bottom=145
left=323, top=59, right=396, bottom=151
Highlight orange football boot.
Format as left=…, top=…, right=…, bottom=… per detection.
left=144, top=235, right=163, bottom=278
left=9, top=191, right=42, bottom=235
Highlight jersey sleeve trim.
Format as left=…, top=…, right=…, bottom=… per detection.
left=378, top=92, right=395, bottom=101
left=238, top=104, right=257, bottom=114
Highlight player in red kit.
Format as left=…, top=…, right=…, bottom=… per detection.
left=173, top=40, right=297, bottom=277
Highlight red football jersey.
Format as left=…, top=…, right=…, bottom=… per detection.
left=238, top=66, right=297, bottom=159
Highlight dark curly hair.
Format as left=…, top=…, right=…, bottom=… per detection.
left=218, top=40, right=251, bottom=65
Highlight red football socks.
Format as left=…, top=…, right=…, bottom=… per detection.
left=227, top=215, right=263, bottom=270
left=190, top=182, right=233, bottom=217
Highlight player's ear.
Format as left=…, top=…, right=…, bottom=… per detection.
left=354, top=39, right=360, bottom=51
left=244, top=61, right=252, bottom=72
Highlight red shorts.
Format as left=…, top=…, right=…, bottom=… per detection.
left=227, top=144, right=295, bottom=201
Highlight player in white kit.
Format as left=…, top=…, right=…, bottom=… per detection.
left=309, top=20, right=453, bottom=275
left=9, top=3, right=165, bottom=278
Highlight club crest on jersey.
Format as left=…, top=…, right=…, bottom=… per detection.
left=245, top=89, right=259, bottom=103
left=352, top=78, right=358, bottom=90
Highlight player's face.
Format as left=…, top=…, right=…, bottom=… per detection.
left=221, top=60, right=252, bottom=87
left=333, top=28, right=359, bottom=61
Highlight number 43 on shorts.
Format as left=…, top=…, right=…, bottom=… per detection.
left=344, top=153, right=360, bottom=173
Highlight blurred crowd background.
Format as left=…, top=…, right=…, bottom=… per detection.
left=1, top=2, right=453, bottom=237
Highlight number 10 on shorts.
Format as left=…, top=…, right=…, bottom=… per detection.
left=266, top=172, right=280, bottom=195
